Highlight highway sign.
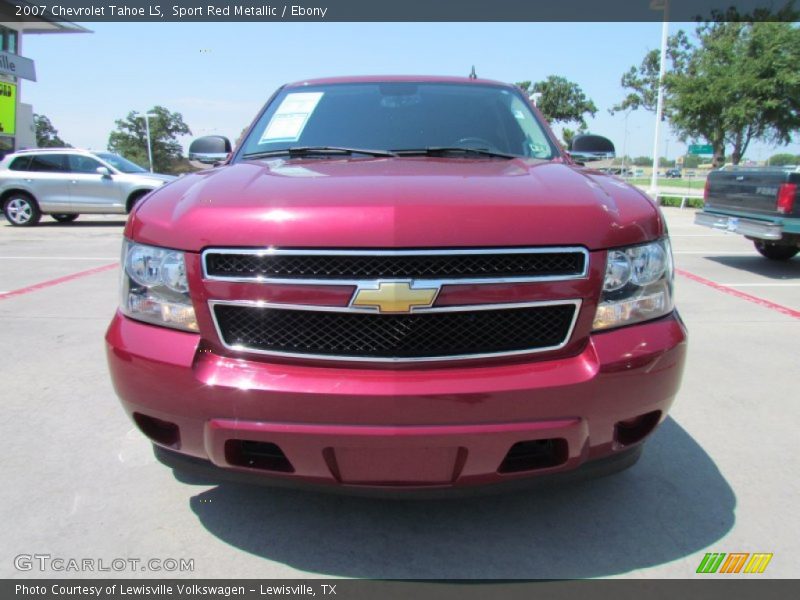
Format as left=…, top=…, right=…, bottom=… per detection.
left=688, top=144, right=713, bottom=155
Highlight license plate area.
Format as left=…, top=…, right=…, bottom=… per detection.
left=329, top=446, right=465, bottom=485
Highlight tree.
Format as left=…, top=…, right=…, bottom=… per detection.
left=34, top=114, right=69, bottom=148
left=767, top=153, right=800, bottom=166
left=517, top=76, right=598, bottom=128
left=658, top=157, right=675, bottom=168
left=669, top=22, right=800, bottom=167
left=107, top=106, right=191, bottom=173
left=615, top=22, right=800, bottom=167
left=560, top=125, right=588, bottom=150
left=610, top=31, right=691, bottom=115
left=561, top=127, right=577, bottom=149
left=682, top=154, right=703, bottom=169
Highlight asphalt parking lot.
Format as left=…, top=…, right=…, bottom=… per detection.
left=1, top=207, right=797, bottom=579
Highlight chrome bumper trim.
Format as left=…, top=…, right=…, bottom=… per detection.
left=694, top=212, right=783, bottom=240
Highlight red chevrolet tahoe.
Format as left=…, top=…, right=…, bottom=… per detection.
left=105, top=76, right=687, bottom=493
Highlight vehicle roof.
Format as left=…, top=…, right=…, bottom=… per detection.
left=11, top=148, right=106, bottom=155
left=284, top=75, right=516, bottom=89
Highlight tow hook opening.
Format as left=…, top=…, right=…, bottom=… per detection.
left=614, top=410, right=662, bottom=447
left=225, top=439, right=294, bottom=473
left=133, top=412, right=181, bottom=448
left=498, top=438, right=569, bottom=473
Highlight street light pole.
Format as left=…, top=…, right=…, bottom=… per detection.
left=649, top=0, right=670, bottom=194
left=134, top=112, right=157, bottom=173
left=621, top=109, right=632, bottom=173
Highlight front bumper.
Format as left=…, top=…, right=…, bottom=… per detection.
left=106, top=312, right=687, bottom=490
left=694, top=211, right=783, bottom=240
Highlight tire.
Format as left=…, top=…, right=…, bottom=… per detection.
left=3, top=193, right=41, bottom=227
left=753, top=240, right=799, bottom=261
left=51, top=214, right=79, bottom=223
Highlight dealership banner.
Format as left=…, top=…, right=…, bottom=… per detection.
left=2, top=0, right=798, bottom=22
left=4, top=580, right=800, bottom=600
left=0, top=81, right=16, bottom=136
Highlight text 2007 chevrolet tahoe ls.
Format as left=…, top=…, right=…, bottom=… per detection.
left=105, top=76, right=687, bottom=493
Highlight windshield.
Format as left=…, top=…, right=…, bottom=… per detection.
left=239, top=82, right=558, bottom=160
left=95, top=152, right=148, bottom=173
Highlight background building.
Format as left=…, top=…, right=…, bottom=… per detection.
left=0, top=1, right=86, bottom=157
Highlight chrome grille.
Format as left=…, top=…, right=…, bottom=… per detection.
left=211, top=301, right=580, bottom=362
left=203, top=248, right=588, bottom=283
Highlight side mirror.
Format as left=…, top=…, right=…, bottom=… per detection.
left=188, top=135, right=232, bottom=165
left=568, top=134, right=616, bottom=163
left=96, top=166, right=111, bottom=177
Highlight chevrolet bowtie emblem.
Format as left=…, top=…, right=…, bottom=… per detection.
left=351, top=281, right=440, bottom=313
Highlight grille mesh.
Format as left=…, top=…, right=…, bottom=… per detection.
left=213, top=303, right=576, bottom=360
left=205, top=251, right=585, bottom=280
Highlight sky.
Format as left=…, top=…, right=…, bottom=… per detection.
left=20, top=21, right=800, bottom=161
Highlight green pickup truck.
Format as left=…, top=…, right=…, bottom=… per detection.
left=695, top=166, right=800, bottom=260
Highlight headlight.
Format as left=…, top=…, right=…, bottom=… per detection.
left=120, top=240, right=198, bottom=332
left=593, top=239, right=674, bottom=331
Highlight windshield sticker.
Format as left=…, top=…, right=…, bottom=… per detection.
left=259, top=92, right=324, bottom=143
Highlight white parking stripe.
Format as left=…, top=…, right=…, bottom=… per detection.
left=669, top=234, right=728, bottom=237
left=0, top=256, right=117, bottom=260
left=718, top=283, right=800, bottom=287
left=673, top=251, right=755, bottom=255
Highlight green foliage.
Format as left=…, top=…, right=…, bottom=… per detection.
left=705, top=3, right=799, bottom=22
left=668, top=22, right=800, bottom=166
left=659, top=196, right=704, bottom=209
left=615, top=21, right=800, bottom=167
left=560, top=125, right=588, bottom=150
left=681, top=154, right=703, bottom=168
left=107, top=106, right=191, bottom=173
left=168, top=158, right=203, bottom=175
left=768, top=153, right=800, bottom=166
left=33, top=114, right=68, bottom=148
left=561, top=128, right=575, bottom=149
left=611, top=31, right=691, bottom=114
left=517, top=76, right=597, bottom=128
left=632, top=156, right=653, bottom=167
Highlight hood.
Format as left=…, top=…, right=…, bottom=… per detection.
left=133, top=172, right=177, bottom=184
left=128, top=158, right=663, bottom=252
left=123, top=173, right=177, bottom=185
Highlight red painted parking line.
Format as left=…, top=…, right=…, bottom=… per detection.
left=676, top=268, right=800, bottom=320
left=0, top=263, right=117, bottom=301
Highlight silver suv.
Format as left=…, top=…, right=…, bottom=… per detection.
left=0, top=148, right=176, bottom=226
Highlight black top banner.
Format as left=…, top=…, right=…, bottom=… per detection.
left=2, top=0, right=799, bottom=23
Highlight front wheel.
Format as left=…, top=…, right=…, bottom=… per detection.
left=3, top=194, right=41, bottom=227
left=754, top=240, right=799, bottom=261
left=52, top=214, right=79, bottom=223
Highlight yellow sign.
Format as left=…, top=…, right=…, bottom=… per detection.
left=0, top=81, right=16, bottom=136
left=352, top=282, right=439, bottom=313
